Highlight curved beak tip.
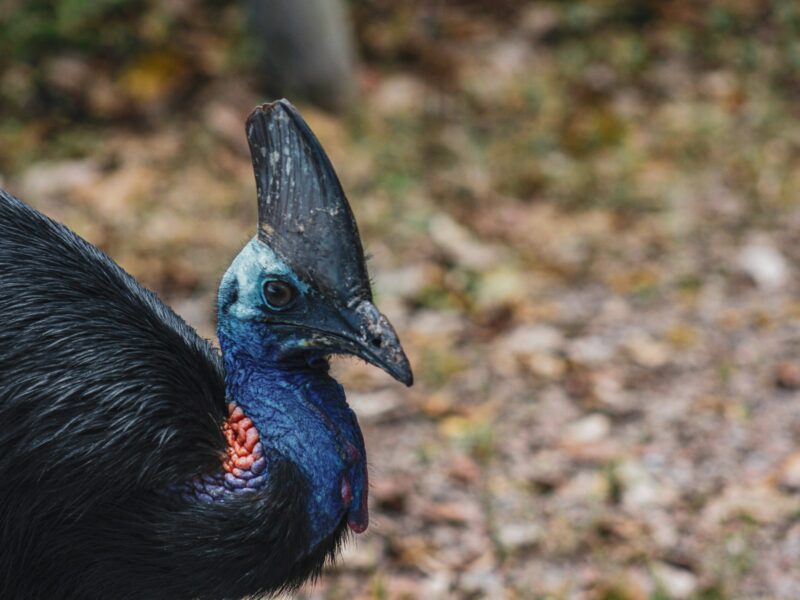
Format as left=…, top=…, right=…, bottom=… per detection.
left=369, top=335, right=413, bottom=387
left=394, top=357, right=414, bottom=387
left=354, top=301, right=414, bottom=387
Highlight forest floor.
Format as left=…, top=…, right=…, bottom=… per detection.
left=3, top=2, right=800, bottom=599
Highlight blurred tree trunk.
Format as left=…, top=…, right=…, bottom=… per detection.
left=245, top=0, right=358, bottom=112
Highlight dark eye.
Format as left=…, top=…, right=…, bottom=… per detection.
left=263, top=280, right=296, bottom=309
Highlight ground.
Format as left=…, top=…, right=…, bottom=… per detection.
left=3, top=2, right=800, bottom=598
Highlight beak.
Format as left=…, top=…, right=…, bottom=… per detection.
left=346, top=301, right=413, bottom=386
left=303, top=299, right=411, bottom=386
left=269, top=294, right=413, bottom=385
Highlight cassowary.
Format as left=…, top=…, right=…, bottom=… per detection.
left=0, top=100, right=412, bottom=600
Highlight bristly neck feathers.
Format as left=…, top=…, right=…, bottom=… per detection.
left=213, top=239, right=368, bottom=550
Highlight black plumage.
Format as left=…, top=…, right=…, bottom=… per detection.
left=0, top=190, right=345, bottom=599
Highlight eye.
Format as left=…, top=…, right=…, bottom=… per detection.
left=262, top=279, right=296, bottom=309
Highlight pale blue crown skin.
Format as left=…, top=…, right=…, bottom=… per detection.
left=212, top=238, right=367, bottom=549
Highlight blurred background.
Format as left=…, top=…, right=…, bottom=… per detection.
left=3, top=1, right=800, bottom=598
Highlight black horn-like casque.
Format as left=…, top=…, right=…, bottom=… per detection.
left=246, top=100, right=372, bottom=303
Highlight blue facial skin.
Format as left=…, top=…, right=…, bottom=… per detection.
left=216, top=238, right=367, bottom=549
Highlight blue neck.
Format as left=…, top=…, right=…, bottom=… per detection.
left=216, top=326, right=367, bottom=548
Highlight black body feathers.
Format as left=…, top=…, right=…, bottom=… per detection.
left=0, top=191, right=341, bottom=599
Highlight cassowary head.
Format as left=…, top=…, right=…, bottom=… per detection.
left=215, top=100, right=411, bottom=543
left=218, top=100, right=412, bottom=386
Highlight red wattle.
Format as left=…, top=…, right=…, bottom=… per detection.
left=346, top=462, right=369, bottom=534
left=340, top=475, right=353, bottom=508
left=347, top=508, right=369, bottom=534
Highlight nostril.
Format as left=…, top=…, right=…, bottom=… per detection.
left=371, top=337, right=382, bottom=348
